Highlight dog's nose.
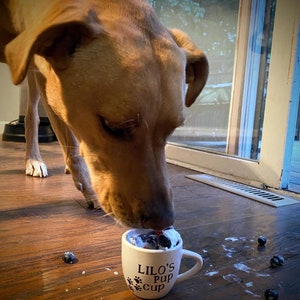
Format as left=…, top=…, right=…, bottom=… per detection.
left=142, top=210, right=174, bottom=230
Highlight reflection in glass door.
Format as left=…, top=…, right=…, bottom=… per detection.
left=150, top=0, right=240, bottom=153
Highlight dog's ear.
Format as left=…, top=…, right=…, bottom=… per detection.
left=5, top=9, right=103, bottom=85
left=169, top=29, right=209, bottom=107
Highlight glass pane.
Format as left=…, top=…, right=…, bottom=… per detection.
left=289, top=99, right=300, bottom=193
left=238, top=0, right=276, bottom=160
left=150, top=0, right=240, bottom=152
left=287, top=25, right=300, bottom=193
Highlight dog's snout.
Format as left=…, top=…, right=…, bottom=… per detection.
left=142, top=210, right=174, bottom=230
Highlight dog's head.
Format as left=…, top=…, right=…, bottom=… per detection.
left=5, top=1, right=208, bottom=229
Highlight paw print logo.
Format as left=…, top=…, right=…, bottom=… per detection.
left=134, top=276, right=142, bottom=284
left=127, top=276, right=143, bottom=291
left=135, top=284, right=142, bottom=291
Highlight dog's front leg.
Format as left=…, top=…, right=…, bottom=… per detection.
left=34, top=73, right=99, bottom=209
left=62, top=134, right=100, bottom=209
left=24, top=71, right=48, bottom=177
left=42, top=105, right=99, bottom=209
left=52, top=121, right=99, bottom=209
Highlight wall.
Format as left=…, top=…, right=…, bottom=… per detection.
left=0, top=63, right=20, bottom=135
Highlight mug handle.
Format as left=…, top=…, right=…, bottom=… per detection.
left=176, top=249, right=203, bottom=284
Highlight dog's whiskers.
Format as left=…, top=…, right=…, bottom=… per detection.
left=98, top=211, right=114, bottom=219
left=97, top=211, right=128, bottom=229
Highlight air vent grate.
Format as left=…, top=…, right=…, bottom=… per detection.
left=187, top=174, right=299, bottom=207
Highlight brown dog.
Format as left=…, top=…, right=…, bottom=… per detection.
left=0, top=0, right=208, bottom=229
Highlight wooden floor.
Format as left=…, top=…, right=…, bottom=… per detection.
left=1, top=140, right=300, bottom=300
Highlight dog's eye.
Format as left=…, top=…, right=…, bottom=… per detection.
left=99, top=116, right=139, bottom=139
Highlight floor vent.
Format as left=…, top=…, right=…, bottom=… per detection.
left=186, top=174, right=299, bottom=207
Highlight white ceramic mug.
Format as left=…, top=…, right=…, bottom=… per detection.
left=122, top=229, right=203, bottom=299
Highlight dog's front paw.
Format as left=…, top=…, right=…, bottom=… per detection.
left=25, top=159, right=48, bottom=177
left=65, top=155, right=100, bottom=209
left=64, top=165, right=71, bottom=174
left=74, top=181, right=101, bottom=209
left=86, top=195, right=101, bottom=210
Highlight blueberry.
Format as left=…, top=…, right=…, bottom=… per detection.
left=270, top=255, right=284, bottom=267
left=62, top=251, right=76, bottom=264
left=264, top=288, right=279, bottom=299
left=145, top=234, right=158, bottom=249
left=258, top=236, right=267, bottom=246
left=274, top=255, right=284, bottom=265
left=270, top=256, right=280, bottom=267
left=158, top=234, right=172, bottom=248
left=140, top=234, right=148, bottom=242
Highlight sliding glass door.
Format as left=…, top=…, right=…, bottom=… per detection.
left=151, top=0, right=300, bottom=190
